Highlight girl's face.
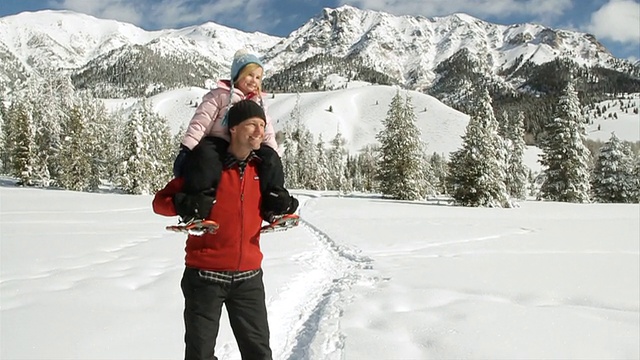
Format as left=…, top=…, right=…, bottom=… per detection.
left=235, top=66, right=263, bottom=95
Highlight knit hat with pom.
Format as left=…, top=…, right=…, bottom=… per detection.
left=230, top=49, right=263, bottom=81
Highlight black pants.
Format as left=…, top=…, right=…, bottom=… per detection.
left=181, top=268, right=272, bottom=360
left=183, top=136, right=284, bottom=196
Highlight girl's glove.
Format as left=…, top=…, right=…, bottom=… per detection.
left=172, top=145, right=190, bottom=178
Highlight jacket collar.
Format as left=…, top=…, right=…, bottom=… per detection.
left=223, top=151, right=260, bottom=170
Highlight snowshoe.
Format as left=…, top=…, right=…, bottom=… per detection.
left=166, top=219, right=219, bottom=236
left=260, top=214, right=300, bottom=233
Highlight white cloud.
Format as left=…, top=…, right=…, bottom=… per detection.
left=586, top=0, right=640, bottom=44
left=339, top=0, right=572, bottom=20
left=48, top=0, right=143, bottom=25
left=48, top=0, right=273, bottom=30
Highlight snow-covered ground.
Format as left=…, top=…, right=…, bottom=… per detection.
left=1, top=183, right=638, bottom=359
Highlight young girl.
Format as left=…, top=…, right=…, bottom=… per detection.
left=172, top=49, right=283, bottom=223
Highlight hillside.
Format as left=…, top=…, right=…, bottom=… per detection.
left=135, top=82, right=471, bottom=156
left=104, top=83, right=640, bottom=175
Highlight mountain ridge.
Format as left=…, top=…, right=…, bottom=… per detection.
left=0, top=6, right=633, bottom=86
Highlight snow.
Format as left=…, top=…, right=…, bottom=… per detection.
left=1, top=182, right=638, bottom=359
left=585, top=94, right=640, bottom=143
left=2, top=85, right=640, bottom=359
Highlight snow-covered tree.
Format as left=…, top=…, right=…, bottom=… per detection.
left=282, top=93, right=316, bottom=189
left=448, top=88, right=510, bottom=207
left=281, top=94, right=300, bottom=187
left=635, top=156, right=640, bottom=203
left=298, top=130, right=317, bottom=189
left=24, top=72, right=76, bottom=185
left=307, top=135, right=330, bottom=191
left=57, top=104, right=92, bottom=191
left=539, top=81, right=591, bottom=203
left=0, top=95, right=10, bottom=174
left=141, top=101, right=173, bottom=192
left=591, top=133, right=637, bottom=203
left=504, top=111, right=529, bottom=199
left=119, top=102, right=157, bottom=194
left=355, top=144, right=379, bottom=193
left=376, top=91, right=429, bottom=200
left=7, top=100, right=37, bottom=185
left=327, top=130, right=350, bottom=192
left=428, top=152, right=449, bottom=195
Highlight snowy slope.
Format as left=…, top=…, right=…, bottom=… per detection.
left=108, top=85, right=640, bottom=175
left=1, top=182, right=638, bottom=359
left=104, top=82, right=471, bottom=158
left=585, top=94, right=640, bottom=142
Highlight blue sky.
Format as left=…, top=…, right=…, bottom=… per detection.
left=1, top=0, right=638, bottom=61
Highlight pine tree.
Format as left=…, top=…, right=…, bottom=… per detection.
left=448, top=88, right=510, bottom=207
left=58, top=104, right=91, bottom=191
left=120, top=103, right=155, bottom=194
left=0, top=95, right=10, bottom=174
left=504, top=111, right=529, bottom=199
left=282, top=93, right=316, bottom=189
left=634, top=156, right=640, bottom=203
left=103, top=111, right=127, bottom=182
left=376, top=91, right=429, bottom=200
left=23, top=71, right=74, bottom=185
left=327, top=130, right=350, bottom=193
left=428, top=152, right=449, bottom=195
left=591, top=133, right=637, bottom=203
left=9, top=100, right=37, bottom=185
left=140, top=100, right=173, bottom=192
left=76, top=94, right=116, bottom=191
left=356, top=144, right=379, bottom=193
left=297, top=129, right=317, bottom=189
left=282, top=94, right=301, bottom=188
left=539, top=81, right=591, bottom=202
left=281, top=122, right=299, bottom=188
left=309, top=135, right=330, bottom=190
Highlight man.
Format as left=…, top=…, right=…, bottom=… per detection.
left=153, top=100, right=298, bottom=360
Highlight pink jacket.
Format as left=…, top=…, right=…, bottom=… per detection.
left=181, top=80, right=278, bottom=151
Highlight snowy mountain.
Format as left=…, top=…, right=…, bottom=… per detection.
left=263, top=6, right=622, bottom=89
left=0, top=10, right=278, bottom=72
left=1, top=6, right=637, bottom=98
left=0, top=10, right=279, bottom=96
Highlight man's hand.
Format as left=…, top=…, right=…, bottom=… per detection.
left=261, top=188, right=298, bottom=220
left=173, top=191, right=215, bottom=223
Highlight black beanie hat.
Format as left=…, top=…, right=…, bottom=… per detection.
left=227, top=100, right=266, bottom=128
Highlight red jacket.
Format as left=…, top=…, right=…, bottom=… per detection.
left=153, top=161, right=264, bottom=271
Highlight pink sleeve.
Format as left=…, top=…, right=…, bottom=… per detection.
left=262, top=112, right=279, bottom=151
left=181, top=92, right=222, bottom=150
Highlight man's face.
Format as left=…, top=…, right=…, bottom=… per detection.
left=230, top=117, right=265, bottom=150
left=236, top=67, right=263, bottom=95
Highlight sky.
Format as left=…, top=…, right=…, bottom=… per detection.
left=0, top=0, right=638, bottom=62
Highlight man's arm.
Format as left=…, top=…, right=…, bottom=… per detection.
left=152, top=178, right=183, bottom=217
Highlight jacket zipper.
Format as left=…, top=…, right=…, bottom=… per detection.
left=236, top=167, right=246, bottom=271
